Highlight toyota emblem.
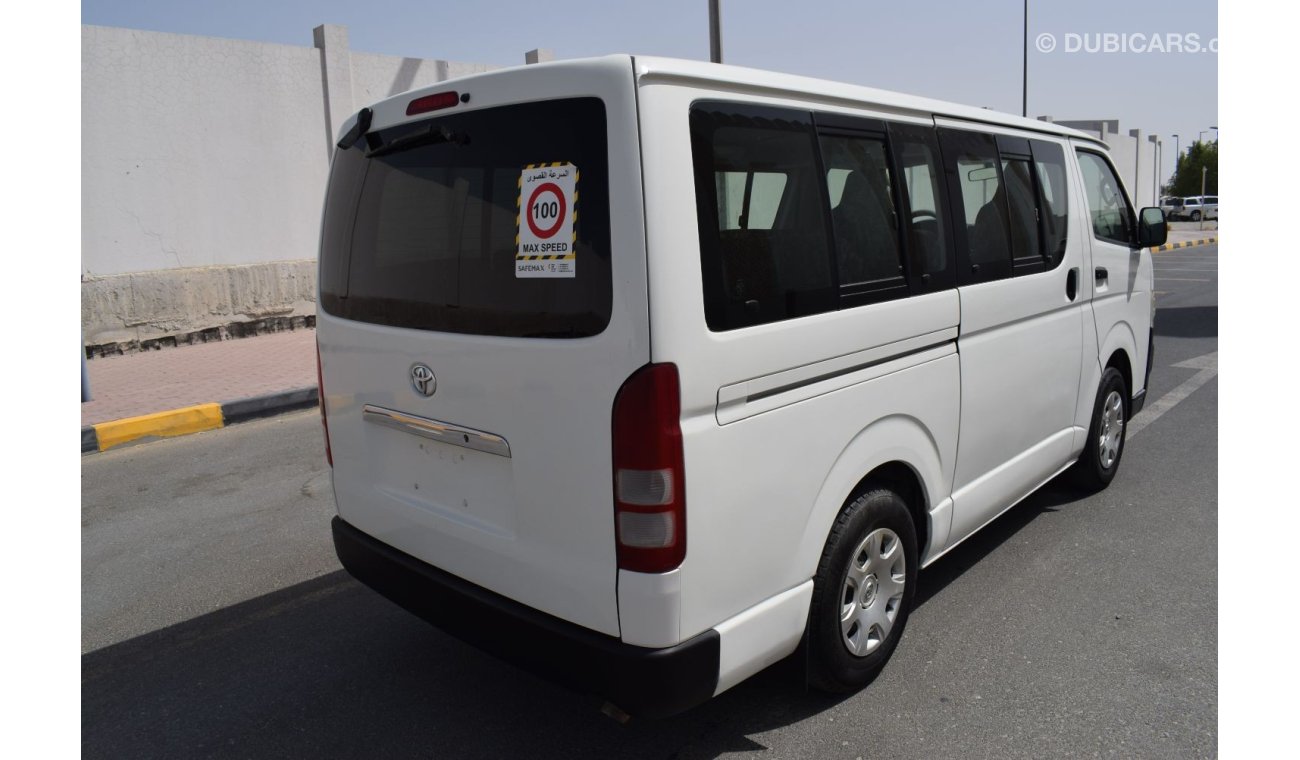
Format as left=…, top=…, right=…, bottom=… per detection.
left=410, top=363, right=437, bottom=397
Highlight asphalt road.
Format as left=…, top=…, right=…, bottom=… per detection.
left=83, top=245, right=1217, bottom=759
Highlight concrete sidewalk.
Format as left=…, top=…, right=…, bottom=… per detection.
left=82, top=329, right=318, bottom=452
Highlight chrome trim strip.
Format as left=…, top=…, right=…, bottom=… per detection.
left=717, top=327, right=958, bottom=407
left=363, top=405, right=511, bottom=458
left=715, top=328, right=960, bottom=426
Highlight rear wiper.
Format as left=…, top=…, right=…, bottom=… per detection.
left=366, top=124, right=470, bottom=158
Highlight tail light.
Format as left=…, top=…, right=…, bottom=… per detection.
left=316, top=339, right=332, bottom=467
left=612, top=363, right=685, bottom=573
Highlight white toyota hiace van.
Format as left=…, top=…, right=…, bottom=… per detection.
left=317, top=56, right=1165, bottom=718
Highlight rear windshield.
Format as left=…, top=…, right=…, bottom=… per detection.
left=320, top=98, right=611, bottom=338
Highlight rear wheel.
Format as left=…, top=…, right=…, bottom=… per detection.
left=807, top=487, right=917, bottom=692
left=1190, top=210, right=1201, bottom=221
left=1070, top=367, right=1128, bottom=491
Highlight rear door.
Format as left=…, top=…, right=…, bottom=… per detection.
left=318, top=60, right=648, bottom=637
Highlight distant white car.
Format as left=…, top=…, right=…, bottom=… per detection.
left=1177, top=195, right=1218, bottom=221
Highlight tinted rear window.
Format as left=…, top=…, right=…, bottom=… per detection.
left=319, top=98, right=611, bottom=338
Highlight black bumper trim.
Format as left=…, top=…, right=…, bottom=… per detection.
left=332, top=517, right=719, bottom=718
left=1137, top=327, right=1155, bottom=416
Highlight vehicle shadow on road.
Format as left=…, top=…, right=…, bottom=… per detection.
left=84, top=482, right=1092, bottom=760
left=913, top=478, right=1079, bottom=609
left=82, top=569, right=848, bottom=759
left=1154, top=305, right=1217, bottom=339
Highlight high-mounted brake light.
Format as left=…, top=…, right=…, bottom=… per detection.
left=317, top=339, right=332, bottom=467
left=406, top=91, right=461, bottom=116
left=612, top=363, right=686, bottom=573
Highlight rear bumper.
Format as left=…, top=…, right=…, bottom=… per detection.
left=332, top=516, right=720, bottom=718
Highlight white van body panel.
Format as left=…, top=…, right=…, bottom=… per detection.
left=1070, top=139, right=1153, bottom=402
left=1065, top=149, right=1104, bottom=455
left=713, top=580, right=814, bottom=695
left=915, top=118, right=1084, bottom=549
left=617, top=568, right=682, bottom=648
left=942, top=146, right=1085, bottom=543
left=320, top=57, right=648, bottom=637
left=635, top=80, right=962, bottom=641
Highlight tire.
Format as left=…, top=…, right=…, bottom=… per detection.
left=807, top=487, right=918, bottom=693
left=1070, top=367, right=1128, bottom=491
left=1190, top=210, right=1201, bottom=221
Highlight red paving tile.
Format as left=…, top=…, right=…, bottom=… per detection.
left=81, top=329, right=317, bottom=427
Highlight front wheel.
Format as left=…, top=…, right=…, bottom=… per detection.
left=1070, top=367, right=1128, bottom=491
left=1190, top=210, right=1201, bottom=221
left=807, top=487, right=918, bottom=693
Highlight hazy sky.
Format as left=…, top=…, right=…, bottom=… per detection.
left=82, top=0, right=1218, bottom=182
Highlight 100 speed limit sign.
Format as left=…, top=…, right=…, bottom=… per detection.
left=516, top=163, right=578, bottom=278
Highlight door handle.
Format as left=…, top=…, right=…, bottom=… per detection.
left=1066, top=268, right=1079, bottom=301
left=1095, top=267, right=1109, bottom=286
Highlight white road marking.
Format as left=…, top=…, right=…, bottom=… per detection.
left=1128, top=351, right=1217, bottom=439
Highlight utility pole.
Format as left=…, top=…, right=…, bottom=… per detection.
left=1022, top=0, right=1028, bottom=117
left=1199, top=166, right=1207, bottom=231
left=1171, top=134, right=1179, bottom=188
left=709, top=0, right=722, bottom=63
left=1150, top=135, right=1160, bottom=203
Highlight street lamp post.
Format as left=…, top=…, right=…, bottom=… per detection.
left=1022, top=0, right=1028, bottom=117
left=1150, top=135, right=1160, bottom=203
left=1171, top=134, right=1179, bottom=187
left=708, top=0, right=722, bottom=63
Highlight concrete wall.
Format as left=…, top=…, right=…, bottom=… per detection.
left=80, top=24, right=501, bottom=349
left=83, top=25, right=1172, bottom=350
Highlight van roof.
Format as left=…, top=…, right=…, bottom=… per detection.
left=630, top=55, right=1103, bottom=145
left=367, top=54, right=1106, bottom=148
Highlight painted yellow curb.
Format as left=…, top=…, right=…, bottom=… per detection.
left=94, top=403, right=224, bottom=451
left=1154, top=236, right=1218, bottom=253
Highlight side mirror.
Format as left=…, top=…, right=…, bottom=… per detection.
left=1136, top=207, right=1167, bottom=248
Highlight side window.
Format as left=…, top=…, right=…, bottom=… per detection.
left=938, top=129, right=1011, bottom=282
left=1076, top=150, right=1135, bottom=245
left=890, top=123, right=954, bottom=292
left=691, top=105, right=835, bottom=331
left=818, top=134, right=903, bottom=288
left=1032, top=140, right=1069, bottom=266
